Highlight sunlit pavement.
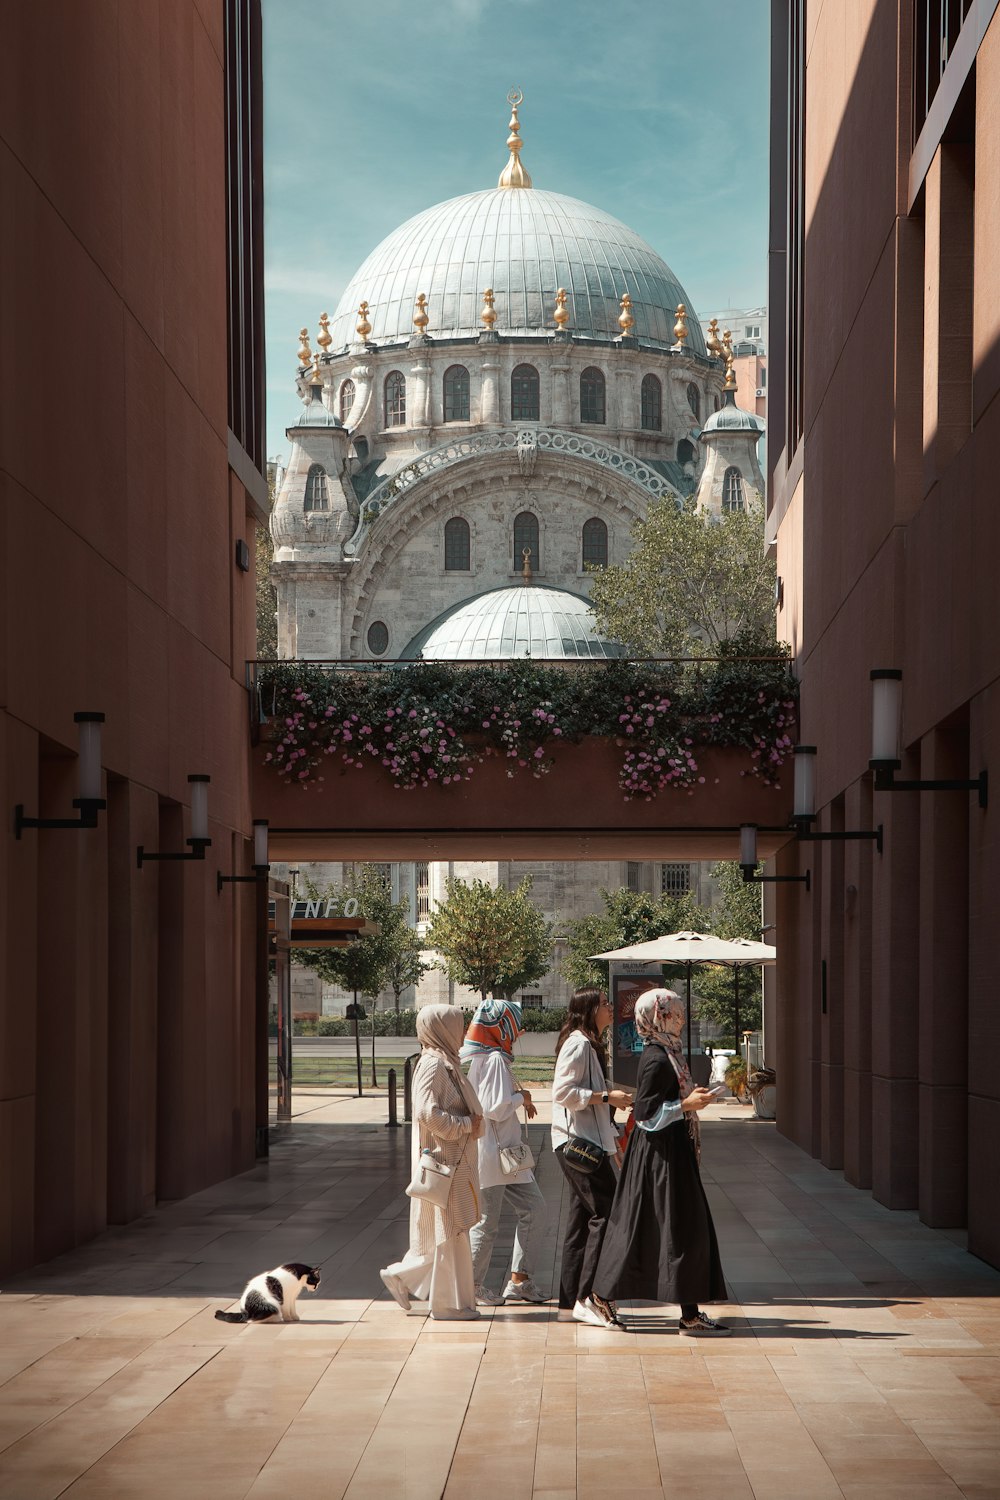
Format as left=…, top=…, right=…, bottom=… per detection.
left=2, top=1096, right=999, bottom=1499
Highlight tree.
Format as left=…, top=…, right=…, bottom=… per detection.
left=560, top=886, right=707, bottom=993
left=383, top=920, right=429, bottom=1012
left=426, top=876, right=552, bottom=1001
left=692, top=862, right=765, bottom=1037
left=587, top=490, right=776, bottom=657
left=291, top=866, right=422, bottom=1010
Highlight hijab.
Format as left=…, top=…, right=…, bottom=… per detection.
left=416, top=1004, right=481, bottom=1115
left=459, top=999, right=523, bottom=1061
left=634, top=988, right=700, bottom=1155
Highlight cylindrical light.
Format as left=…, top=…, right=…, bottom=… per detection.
left=253, top=819, right=269, bottom=869
left=75, top=711, right=105, bottom=802
left=740, top=823, right=758, bottom=867
left=870, top=669, right=902, bottom=766
left=188, top=774, right=210, bottom=842
left=793, top=745, right=817, bottom=820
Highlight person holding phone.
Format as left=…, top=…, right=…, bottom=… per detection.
left=593, top=988, right=730, bottom=1336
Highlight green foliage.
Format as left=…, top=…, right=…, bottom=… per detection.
left=256, top=475, right=277, bottom=660
left=292, top=867, right=422, bottom=1005
left=426, top=875, right=553, bottom=1001
left=288, top=1004, right=569, bottom=1038
left=693, top=861, right=764, bottom=1035
left=560, top=886, right=707, bottom=992
left=588, top=490, right=777, bottom=657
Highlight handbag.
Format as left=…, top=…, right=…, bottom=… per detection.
left=491, top=1117, right=535, bottom=1177
left=562, top=1136, right=607, bottom=1174
left=406, top=1149, right=454, bottom=1210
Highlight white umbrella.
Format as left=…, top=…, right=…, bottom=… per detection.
left=707, top=939, right=777, bottom=1058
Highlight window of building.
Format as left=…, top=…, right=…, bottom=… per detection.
left=225, top=0, right=265, bottom=475
left=444, top=516, right=471, bottom=571
left=677, top=438, right=695, bottom=466
left=722, top=467, right=746, bottom=511
left=714, top=395, right=721, bottom=411
left=521, top=994, right=544, bottom=1008
left=443, top=364, right=470, bottom=422
left=661, top=862, right=692, bottom=898
left=626, top=861, right=642, bottom=893
left=514, top=511, right=539, bottom=571
left=415, top=861, right=430, bottom=920
left=367, top=620, right=389, bottom=654
left=339, top=379, right=355, bottom=422
left=640, top=373, right=662, bottom=431
left=582, top=517, right=608, bottom=568
left=760, top=367, right=767, bottom=388
left=384, top=370, right=406, bottom=426
left=686, top=382, right=701, bottom=420
left=303, top=464, right=329, bottom=512
left=511, top=363, right=540, bottom=421
left=745, top=324, right=762, bottom=339
left=914, top=0, right=975, bottom=139
left=580, top=366, right=606, bottom=424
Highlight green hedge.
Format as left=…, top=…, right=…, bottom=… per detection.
left=285, top=1005, right=568, bottom=1038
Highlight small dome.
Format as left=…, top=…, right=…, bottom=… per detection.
left=401, top=585, right=623, bottom=660
left=288, top=388, right=342, bottom=432
left=700, top=402, right=765, bottom=436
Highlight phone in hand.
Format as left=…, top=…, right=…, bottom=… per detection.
left=708, top=1084, right=727, bottom=1096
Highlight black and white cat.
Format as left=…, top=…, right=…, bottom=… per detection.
left=214, top=1263, right=321, bottom=1324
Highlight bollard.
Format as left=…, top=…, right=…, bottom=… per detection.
left=403, top=1052, right=418, bottom=1123
left=386, top=1068, right=401, bottom=1129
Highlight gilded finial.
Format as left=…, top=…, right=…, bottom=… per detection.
left=724, top=348, right=738, bottom=392
left=317, top=311, right=332, bottom=352
left=310, top=353, right=323, bottom=388
left=498, top=88, right=533, bottom=190
left=706, top=317, right=725, bottom=358
left=521, top=546, right=533, bottom=583
left=673, top=303, right=689, bottom=347
left=553, top=287, right=570, bottom=330
left=413, top=292, right=430, bottom=336
left=356, top=301, right=372, bottom=342
left=297, top=327, right=312, bottom=367
left=481, top=287, right=497, bottom=329
left=618, top=291, right=636, bottom=338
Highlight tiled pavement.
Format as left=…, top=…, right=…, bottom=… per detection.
left=2, top=1090, right=999, bottom=1499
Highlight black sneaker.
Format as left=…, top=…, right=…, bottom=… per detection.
left=678, top=1311, right=731, bottom=1337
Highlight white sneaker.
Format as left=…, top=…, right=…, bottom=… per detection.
left=474, top=1284, right=504, bottom=1307
left=379, top=1268, right=410, bottom=1312
left=502, top=1278, right=549, bottom=1304
left=571, top=1297, right=621, bottom=1329
left=430, top=1307, right=481, bottom=1321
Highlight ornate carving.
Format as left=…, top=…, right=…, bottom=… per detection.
left=516, top=427, right=538, bottom=477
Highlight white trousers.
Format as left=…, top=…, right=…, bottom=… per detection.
left=383, top=1231, right=476, bottom=1318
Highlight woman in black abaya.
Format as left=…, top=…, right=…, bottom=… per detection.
left=594, top=988, right=730, bottom=1336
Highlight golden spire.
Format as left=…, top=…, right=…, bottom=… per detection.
left=521, top=546, right=533, bottom=583
left=310, top=353, right=324, bottom=387
left=618, top=291, right=636, bottom=338
left=498, top=89, right=533, bottom=189
left=413, top=292, right=430, bottom=336
left=673, top=303, right=689, bottom=347
left=553, top=287, right=570, bottom=331
left=297, top=327, right=312, bottom=367
left=480, top=287, right=498, bottom=329
left=724, top=348, right=738, bottom=392
left=706, top=317, right=724, bottom=358
left=317, top=311, right=332, bottom=352
left=356, top=301, right=372, bottom=342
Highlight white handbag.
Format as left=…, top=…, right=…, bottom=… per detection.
left=406, top=1149, right=454, bottom=1209
left=491, top=1118, right=535, bottom=1176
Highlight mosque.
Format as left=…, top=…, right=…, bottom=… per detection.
left=269, top=94, right=765, bottom=1011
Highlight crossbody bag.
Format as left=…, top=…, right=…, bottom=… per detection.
left=561, top=1041, right=610, bottom=1175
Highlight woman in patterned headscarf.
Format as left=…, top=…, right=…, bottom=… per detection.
left=460, top=999, right=549, bottom=1307
left=592, top=989, right=730, bottom=1336
left=380, top=1005, right=484, bottom=1320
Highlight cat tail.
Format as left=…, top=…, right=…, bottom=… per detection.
left=214, top=1308, right=247, bottom=1323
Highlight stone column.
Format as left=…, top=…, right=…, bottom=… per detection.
left=550, top=360, right=571, bottom=426
left=479, top=356, right=500, bottom=425
left=409, top=359, right=430, bottom=429
left=614, top=366, right=636, bottom=438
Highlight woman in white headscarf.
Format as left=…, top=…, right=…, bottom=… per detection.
left=380, top=1005, right=484, bottom=1320
left=593, top=989, right=730, bottom=1336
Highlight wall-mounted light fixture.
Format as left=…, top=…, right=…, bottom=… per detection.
left=217, top=820, right=270, bottom=893
left=791, top=745, right=884, bottom=852
left=15, top=712, right=106, bottom=837
left=870, top=669, right=987, bottom=806
left=740, top=823, right=810, bottom=890
left=137, top=775, right=212, bottom=868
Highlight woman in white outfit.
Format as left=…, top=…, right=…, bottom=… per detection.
left=461, top=999, right=549, bottom=1307
left=380, top=1006, right=484, bottom=1320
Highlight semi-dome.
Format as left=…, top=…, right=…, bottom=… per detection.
left=400, top=585, right=624, bottom=660
left=328, top=187, right=706, bottom=355
left=700, top=401, right=765, bottom=435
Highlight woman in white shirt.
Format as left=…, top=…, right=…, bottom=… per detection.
left=461, top=1000, right=548, bottom=1306
left=551, top=987, right=632, bottom=1329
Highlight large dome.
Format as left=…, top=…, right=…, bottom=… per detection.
left=329, top=188, right=705, bottom=355
left=400, top=585, right=623, bottom=661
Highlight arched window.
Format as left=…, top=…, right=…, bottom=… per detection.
left=686, top=382, right=701, bottom=420
left=444, top=516, right=471, bottom=570
left=640, top=374, right=662, bottom=431
left=514, top=511, right=540, bottom=572
left=714, top=395, right=721, bottom=412
left=677, top=438, right=695, bottom=466
left=582, top=517, right=609, bottom=568
left=580, top=367, right=606, bottom=424
left=511, top=364, right=540, bottom=421
left=384, top=370, right=406, bottom=426
left=303, top=464, right=329, bottom=512
left=722, top=467, right=745, bottom=512
left=443, top=365, right=470, bottom=423
left=339, top=379, right=355, bottom=423
left=367, top=621, right=389, bottom=655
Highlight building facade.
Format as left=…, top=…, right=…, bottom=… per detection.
left=768, top=0, right=1000, bottom=1269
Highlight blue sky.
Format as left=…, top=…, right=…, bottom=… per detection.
left=263, top=0, right=770, bottom=462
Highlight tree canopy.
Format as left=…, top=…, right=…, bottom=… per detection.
left=688, top=862, right=765, bottom=1035
left=559, top=886, right=706, bottom=993
left=588, top=490, right=776, bottom=657
left=292, top=866, right=420, bottom=1006
left=426, top=876, right=552, bottom=1001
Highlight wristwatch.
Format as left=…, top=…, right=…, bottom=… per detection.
left=601, top=1091, right=609, bottom=1104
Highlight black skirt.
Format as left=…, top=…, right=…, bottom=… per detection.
left=594, top=1046, right=727, bottom=1305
